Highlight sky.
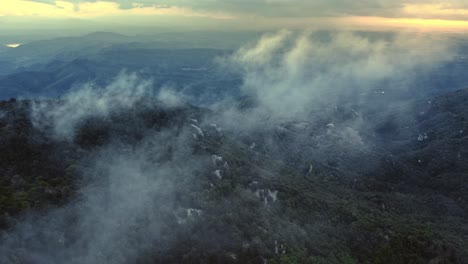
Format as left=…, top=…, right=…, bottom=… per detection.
left=1, top=0, right=468, bottom=34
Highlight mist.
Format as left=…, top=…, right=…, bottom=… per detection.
left=1, top=71, right=212, bottom=263
left=0, top=30, right=466, bottom=263
left=215, top=30, right=454, bottom=124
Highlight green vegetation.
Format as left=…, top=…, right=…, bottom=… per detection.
left=0, top=98, right=466, bottom=263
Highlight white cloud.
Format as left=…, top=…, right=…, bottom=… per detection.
left=217, top=30, right=454, bottom=123
left=31, top=71, right=154, bottom=140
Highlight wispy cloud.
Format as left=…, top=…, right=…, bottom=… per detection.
left=218, top=30, right=453, bottom=123
left=31, top=71, right=154, bottom=140
left=0, top=0, right=235, bottom=19
left=4, top=0, right=468, bottom=32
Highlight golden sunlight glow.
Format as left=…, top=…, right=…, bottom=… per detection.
left=0, top=0, right=234, bottom=19
left=344, top=16, right=468, bottom=32
left=1, top=0, right=468, bottom=32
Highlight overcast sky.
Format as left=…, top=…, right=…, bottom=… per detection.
left=2, top=0, right=468, bottom=34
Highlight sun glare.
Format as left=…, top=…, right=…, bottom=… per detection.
left=5, top=43, right=22, bottom=48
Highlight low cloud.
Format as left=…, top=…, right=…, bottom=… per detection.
left=0, top=29, right=463, bottom=263
left=0, top=130, right=208, bottom=263
left=1, top=70, right=210, bottom=263
left=31, top=71, right=154, bottom=140
left=217, top=30, right=454, bottom=123
left=206, top=30, right=457, bottom=173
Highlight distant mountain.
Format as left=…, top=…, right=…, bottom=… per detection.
left=0, top=32, right=134, bottom=67
left=0, top=60, right=14, bottom=76
left=2, top=31, right=468, bottom=105
left=2, top=32, right=468, bottom=105
left=0, top=31, right=258, bottom=69
left=0, top=45, right=9, bottom=53
left=0, top=47, right=241, bottom=102
left=0, top=59, right=98, bottom=99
